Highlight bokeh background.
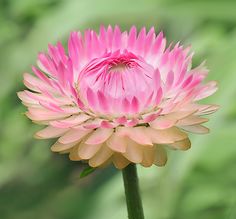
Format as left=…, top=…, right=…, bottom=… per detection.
left=0, top=0, right=236, bottom=218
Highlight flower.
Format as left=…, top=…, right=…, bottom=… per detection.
left=18, top=25, right=218, bottom=169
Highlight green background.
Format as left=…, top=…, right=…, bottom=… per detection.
left=0, top=0, right=236, bottom=218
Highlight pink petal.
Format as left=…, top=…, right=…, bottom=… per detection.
left=130, top=96, right=139, bottom=114
left=50, top=114, right=90, bottom=128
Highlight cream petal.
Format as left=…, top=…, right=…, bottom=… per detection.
left=69, top=146, right=82, bottom=161
left=118, top=127, right=153, bottom=146
left=168, top=138, right=191, bottom=150
left=168, top=110, right=196, bottom=120
left=78, top=142, right=103, bottom=159
left=99, top=158, right=113, bottom=168
left=106, top=133, right=127, bottom=153
left=51, top=140, right=79, bottom=152
left=17, top=91, right=38, bottom=105
left=149, top=110, right=196, bottom=130
left=176, top=116, right=208, bottom=126
left=180, top=125, right=209, bottom=134
left=196, top=104, right=220, bottom=115
left=58, top=128, right=91, bottom=144
left=89, top=145, right=113, bottom=167
left=122, top=139, right=143, bottom=163
left=59, top=149, right=71, bottom=154
left=27, top=108, right=70, bottom=121
left=147, top=127, right=188, bottom=144
left=154, top=145, right=167, bottom=166
left=85, top=128, right=113, bottom=145
left=112, top=153, right=130, bottom=169
left=35, top=126, right=69, bottom=139
left=141, top=147, right=155, bottom=167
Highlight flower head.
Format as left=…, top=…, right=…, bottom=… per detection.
left=18, top=25, right=218, bottom=169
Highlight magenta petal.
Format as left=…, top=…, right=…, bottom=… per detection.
left=122, top=98, right=130, bottom=114
left=130, top=96, right=139, bottom=114
left=86, top=88, right=97, bottom=109
left=97, top=90, right=109, bottom=113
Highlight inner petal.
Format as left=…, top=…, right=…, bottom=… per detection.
left=78, top=51, right=158, bottom=116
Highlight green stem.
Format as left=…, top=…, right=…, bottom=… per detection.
left=122, top=164, right=145, bottom=219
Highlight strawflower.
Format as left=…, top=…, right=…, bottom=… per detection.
left=18, top=25, right=218, bottom=170
left=18, top=25, right=219, bottom=219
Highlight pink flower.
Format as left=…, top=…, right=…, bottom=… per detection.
left=18, top=25, right=218, bottom=169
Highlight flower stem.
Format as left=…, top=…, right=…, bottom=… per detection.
left=122, top=164, right=145, bottom=219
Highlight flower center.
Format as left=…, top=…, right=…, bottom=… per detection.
left=78, top=50, right=157, bottom=116
left=109, top=63, right=127, bottom=73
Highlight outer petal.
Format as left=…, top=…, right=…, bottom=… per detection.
left=168, top=138, right=191, bottom=150
left=149, top=110, right=196, bottom=129
left=176, top=116, right=208, bottom=126
left=112, top=153, right=130, bottom=169
left=89, top=145, right=113, bottom=167
left=106, top=132, right=127, bottom=153
left=69, top=145, right=82, bottom=161
left=147, top=127, right=188, bottom=144
left=35, top=126, right=69, bottom=139
left=180, top=125, right=209, bottom=134
left=78, top=142, right=103, bottom=159
left=154, top=145, right=167, bottom=166
left=58, top=128, right=91, bottom=144
left=122, top=139, right=143, bottom=163
left=141, top=146, right=155, bottom=167
left=51, top=140, right=78, bottom=152
left=85, top=128, right=113, bottom=145
left=118, top=127, right=153, bottom=146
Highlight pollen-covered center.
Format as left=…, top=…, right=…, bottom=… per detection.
left=78, top=50, right=161, bottom=117
left=109, top=63, right=127, bottom=72
left=107, top=54, right=137, bottom=74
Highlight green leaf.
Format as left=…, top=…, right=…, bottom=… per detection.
left=80, top=166, right=96, bottom=179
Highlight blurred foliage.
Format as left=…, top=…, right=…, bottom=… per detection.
left=0, top=0, right=236, bottom=219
